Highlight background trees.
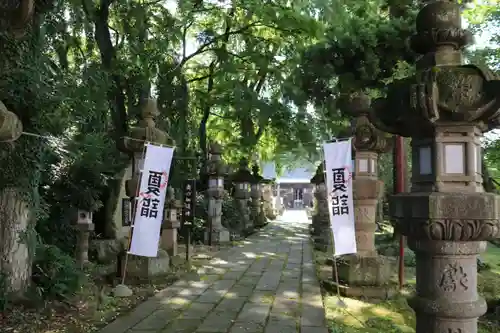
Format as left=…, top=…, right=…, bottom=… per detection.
left=0, top=0, right=499, bottom=313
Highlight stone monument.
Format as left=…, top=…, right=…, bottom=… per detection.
left=206, top=142, right=230, bottom=244
left=370, top=0, right=500, bottom=331
left=231, top=159, right=253, bottom=235
left=334, top=92, right=395, bottom=298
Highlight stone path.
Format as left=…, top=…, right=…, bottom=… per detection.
left=99, top=213, right=328, bottom=333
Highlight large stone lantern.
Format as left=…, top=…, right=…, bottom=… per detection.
left=370, top=1, right=500, bottom=332
left=119, top=99, right=173, bottom=278
left=336, top=92, right=394, bottom=298
left=231, top=159, right=253, bottom=235
left=206, top=142, right=230, bottom=244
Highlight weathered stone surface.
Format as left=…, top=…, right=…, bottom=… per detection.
left=337, top=254, right=394, bottom=286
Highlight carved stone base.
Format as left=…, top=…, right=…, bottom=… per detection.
left=325, top=280, right=398, bottom=299
left=391, top=191, right=500, bottom=333
left=336, top=254, right=395, bottom=287
left=205, top=229, right=231, bottom=244
left=127, top=249, right=170, bottom=278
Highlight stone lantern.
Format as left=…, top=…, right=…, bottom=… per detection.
left=261, top=178, right=275, bottom=220
left=231, top=159, right=253, bottom=235
left=369, top=1, right=500, bottom=331
left=310, top=164, right=330, bottom=252
left=119, top=98, right=173, bottom=278
left=74, top=209, right=94, bottom=269
left=335, top=92, right=395, bottom=298
left=161, top=186, right=182, bottom=257
left=251, top=164, right=266, bottom=228
left=206, top=142, right=230, bottom=244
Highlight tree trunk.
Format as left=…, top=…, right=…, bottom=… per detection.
left=0, top=188, right=31, bottom=296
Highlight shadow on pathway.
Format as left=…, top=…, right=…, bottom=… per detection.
left=99, top=214, right=328, bottom=333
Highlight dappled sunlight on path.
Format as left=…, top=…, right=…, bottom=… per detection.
left=98, top=216, right=327, bottom=333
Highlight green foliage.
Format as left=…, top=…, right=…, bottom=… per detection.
left=221, top=192, right=241, bottom=231
left=31, top=243, right=84, bottom=300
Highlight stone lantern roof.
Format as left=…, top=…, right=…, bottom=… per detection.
left=339, top=92, right=392, bottom=154
left=120, top=99, right=174, bottom=154
left=310, top=164, right=325, bottom=184
left=231, top=158, right=253, bottom=183
left=251, top=164, right=264, bottom=184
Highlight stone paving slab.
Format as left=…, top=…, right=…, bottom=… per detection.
left=99, top=216, right=328, bottom=333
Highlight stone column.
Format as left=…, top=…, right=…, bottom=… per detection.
left=370, top=0, right=500, bottom=331
left=335, top=93, right=394, bottom=298
left=75, top=210, right=94, bottom=269
left=206, top=142, right=230, bottom=244
left=161, top=187, right=181, bottom=257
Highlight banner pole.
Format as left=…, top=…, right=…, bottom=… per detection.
left=121, top=143, right=149, bottom=286
left=323, top=139, right=347, bottom=307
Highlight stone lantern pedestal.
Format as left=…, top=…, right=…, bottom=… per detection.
left=369, top=0, right=500, bottom=330
left=333, top=93, right=396, bottom=298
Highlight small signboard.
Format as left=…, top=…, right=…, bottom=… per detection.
left=122, top=198, right=131, bottom=226
left=182, top=179, right=196, bottom=226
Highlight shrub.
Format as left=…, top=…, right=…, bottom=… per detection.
left=31, top=243, right=84, bottom=300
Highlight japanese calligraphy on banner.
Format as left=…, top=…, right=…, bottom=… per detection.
left=323, top=139, right=356, bottom=256
left=129, top=144, right=175, bottom=257
left=182, top=179, right=196, bottom=226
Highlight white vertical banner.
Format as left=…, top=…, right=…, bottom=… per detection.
left=323, top=139, right=356, bottom=256
left=129, top=144, right=175, bottom=257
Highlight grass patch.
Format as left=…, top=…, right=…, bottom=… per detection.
left=318, top=235, right=500, bottom=333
